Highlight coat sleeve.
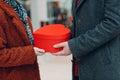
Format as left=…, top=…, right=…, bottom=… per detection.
left=0, top=25, right=36, bottom=68
left=68, top=0, right=120, bottom=59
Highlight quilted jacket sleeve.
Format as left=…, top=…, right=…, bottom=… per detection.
left=0, top=8, right=36, bottom=68
left=0, top=26, right=36, bottom=67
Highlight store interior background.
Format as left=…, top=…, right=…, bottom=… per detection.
left=19, top=0, right=72, bottom=80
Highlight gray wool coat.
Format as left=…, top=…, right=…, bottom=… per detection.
left=68, top=0, right=120, bottom=80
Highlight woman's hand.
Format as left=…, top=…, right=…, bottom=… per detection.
left=33, top=47, right=45, bottom=56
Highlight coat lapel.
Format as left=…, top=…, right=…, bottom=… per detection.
left=72, top=0, right=76, bottom=16
left=0, top=0, right=30, bottom=44
left=76, top=0, right=85, bottom=12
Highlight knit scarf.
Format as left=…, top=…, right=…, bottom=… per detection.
left=4, top=0, right=34, bottom=45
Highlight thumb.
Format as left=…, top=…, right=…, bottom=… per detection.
left=38, top=48, right=45, bottom=53
left=34, top=47, right=45, bottom=53
left=53, top=42, right=66, bottom=48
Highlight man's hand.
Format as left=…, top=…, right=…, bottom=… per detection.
left=52, top=42, right=72, bottom=56
left=34, top=47, right=45, bottom=56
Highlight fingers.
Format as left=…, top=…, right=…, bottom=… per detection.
left=34, top=47, right=45, bottom=53
left=53, top=51, right=71, bottom=56
left=54, top=42, right=66, bottom=48
left=34, top=47, right=45, bottom=56
left=52, top=42, right=71, bottom=56
left=52, top=51, right=63, bottom=56
left=37, top=49, right=45, bottom=56
left=38, top=48, right=45, bottom=53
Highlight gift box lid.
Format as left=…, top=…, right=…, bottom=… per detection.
left=33, top=24, right=71, bottom=39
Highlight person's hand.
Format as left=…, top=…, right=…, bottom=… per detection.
left=52, top=42, right=72, bottom=56
left=34, top=47, right=45, bottom=56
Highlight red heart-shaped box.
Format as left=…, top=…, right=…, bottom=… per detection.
left=33, top=24, right=71, bottom=53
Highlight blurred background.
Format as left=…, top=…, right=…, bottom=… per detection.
left=19, top=0, right=73, bottom=30
left=18, top=0, right=73, bottom=80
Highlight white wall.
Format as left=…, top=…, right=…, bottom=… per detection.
left=31, top=0, right=72, bottom=31
left=30, top=0, right=48, bottom=31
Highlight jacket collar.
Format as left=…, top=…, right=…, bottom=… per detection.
left=73, top=0, right=85, bottom=13
left=76, top=0, right=85, bottom=11
left=0, top=0, right=19, bottom=18
left=0, top=0, right=30, bottom=45
left=72, top=0, right=85, bottom=16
